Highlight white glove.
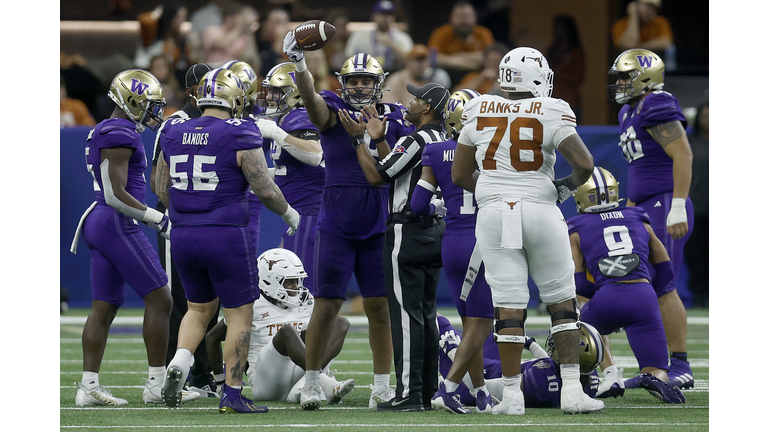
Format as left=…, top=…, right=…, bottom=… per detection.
left=281, top=205, right=301, bottom=236
left=666, top=198, right=687, bottom=227
left=255, top=118, right=289, bottom=142
left=430, top=198, right=446, bottom=217
left=282, top=31, right=304, bottom=63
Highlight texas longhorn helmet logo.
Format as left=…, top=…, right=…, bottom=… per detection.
left=265, top=259, right=285, bottom=270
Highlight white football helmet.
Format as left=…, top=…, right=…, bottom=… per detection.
left=498, top=47, right=554, bottom=98
left=257, top=248, right=310, bottom=309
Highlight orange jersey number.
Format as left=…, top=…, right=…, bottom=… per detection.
left=477, top=117, right=544, bottom=172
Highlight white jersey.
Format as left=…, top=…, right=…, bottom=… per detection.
left=247, top=294, right=314, bottom=363
left=458, top=94, right=578, bottom=207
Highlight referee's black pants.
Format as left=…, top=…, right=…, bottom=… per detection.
left=158, top=212, right=219, bottom=389
left=384, top=217, right=444, bottom=407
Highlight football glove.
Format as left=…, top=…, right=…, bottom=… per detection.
left=666, top=198, right=687, bottom=227
left=282, top=31, right=305, bottom=63
left=255, top=118, right=289, bottom=142
left=146, top=214, right=171, bottom=240
left=281, top=206, right=301, bottom=236
left=430, top=198, right=447, bottom=217
left=553, top=177, right=577, bottom=204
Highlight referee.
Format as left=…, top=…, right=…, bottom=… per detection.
left=340, top=82, right=449, bottom=411
left=149, top=63, right=220, bottom=398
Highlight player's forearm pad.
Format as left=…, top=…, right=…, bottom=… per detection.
left=410, top=182, right=436, bottom=217
left=652, top=261, right=674, bottom=292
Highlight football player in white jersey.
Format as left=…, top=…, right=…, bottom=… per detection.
left=205, top=249, right=355, bottom=405
left=451, top=47, right=602, bottom=416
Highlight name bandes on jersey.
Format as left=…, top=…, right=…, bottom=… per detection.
left=458, top=95, right=578, bottom=206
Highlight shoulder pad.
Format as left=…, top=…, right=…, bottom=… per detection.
left=99, top=121, right=136, bottom=138
left=281, top=108, right=317, bottom=133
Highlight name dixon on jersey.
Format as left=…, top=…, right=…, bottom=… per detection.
left=182, top=133, right=209, bottom=145
left=600, top=211, right=624, bottom=220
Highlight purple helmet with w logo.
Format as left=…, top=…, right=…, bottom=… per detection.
left=108, top=69, right=166, bottom=132
left=608, top=49, right=665, bottom=104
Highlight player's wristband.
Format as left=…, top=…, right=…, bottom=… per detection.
left=671, top=198, right=686, bottom=209
left=142, top=207, right=165, bottom=224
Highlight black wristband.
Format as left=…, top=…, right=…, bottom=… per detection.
left=352, top=135, right=365, bottom=149
left=372, top=135, right=386, bottom=144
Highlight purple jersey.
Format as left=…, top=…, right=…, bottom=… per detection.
left=316, top=91, right=414, bottom=238
left=521, top=358, right=599, bottom=408
left=86, top=118, right=148, bottom=206
left=421, top=138, right=477, bottom=233
left=160, top=116, right=262, bottom=227
left=270, top=108, right=324, bottom=213
left=567, top=207, right=652, bottom=287
left=618, top=90, right=688, bottom=203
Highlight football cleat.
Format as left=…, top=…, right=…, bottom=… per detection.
left=596, top=367, right=625, bottom=399
left=368, top=385, right=396, bottom=408
left=324, top=378, right=355, bottom=405
left=161, top=365, right=185, bottom=408
left=623, top=375, right=641, bottom=389
left=300, top=381, right=323, bottom=411
left=186, top=384, right=220, bottom=399
left=75, top=382, right=128, bottom=407
left=431, top=384, right=472, bottom=414
left=475, top=389, right=497, bottom=414
left=637, top=373, right=686, bottom=404
left=667, top=358, right=695, bottom=389
left=560, top=386, right=604, bottom=415
left=492, top=387, right=525, bottom=415
left=219, top=386, right=269, bottom=413
left=142, top=378, right=201, bottom=404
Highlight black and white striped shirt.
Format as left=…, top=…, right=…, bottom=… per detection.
left=376, top=123, right=447, bottom=214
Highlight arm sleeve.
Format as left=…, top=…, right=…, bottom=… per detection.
left=652, top=261, right=674, bottom=293
left=575, top=272, right=597, bottom=299
left=411, top=181, right=436, bottom=217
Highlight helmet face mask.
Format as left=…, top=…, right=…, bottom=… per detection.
left=546, top=322, right=605, bottom=374
left=442, top=89, right=480, bottom=140
left=108, top=69, right=167, bottom=132
left=257, top=249, right=309, bottom=309
left=257, top=62, right=303, bottom=119
left=195, top=68, right=246, bottom=118
left=498, top=47, right=553, bottom=98
left=337, top=53, right=388, bottom=109
left=574, top=167, right=622, bottom=214
left=608, top=49, right=665, bottom=104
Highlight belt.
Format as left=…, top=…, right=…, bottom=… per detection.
left=388, top=210, right=436, bottom=228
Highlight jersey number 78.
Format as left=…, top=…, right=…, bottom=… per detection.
left=477, top=117, right=544, bottom=172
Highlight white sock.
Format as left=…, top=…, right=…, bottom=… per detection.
left=305, top=370, right=320, bottom=385
left=214, top=373, right=225, bottom=383
left=560, top=363, right=581, bottom=387
left=374, top=373, right=390, bottom=390
left=169, top=348, right=193, bottom=385
left=444, top=379, right=460, bottom=393
left=147, top=366, right=165, bottom=385
left=501, top=374, right=521, bottom=390
left=82, top=371, right=99, bottom=388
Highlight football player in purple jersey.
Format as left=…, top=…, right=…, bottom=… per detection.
left=70, top=69, right=194, bottom=407
left=254, top=62, right=324, bottom=296
left=409, top=89, right=496, bottom=414
left=283, top=31, right=416, bottom=410
left=568, top=166, right=685, bottom=404
left=156, top=68, right=300, bottom=413
left=608, top=49, right=695, bottom=389
left=435, top=314, right=602, bottom=410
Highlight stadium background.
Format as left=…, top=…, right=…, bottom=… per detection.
left=60, top=0, right=708, bottom=308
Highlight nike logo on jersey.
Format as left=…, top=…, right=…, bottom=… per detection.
left=654, top=201, right=661, bottom=207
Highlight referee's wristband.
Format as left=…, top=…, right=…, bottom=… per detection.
left=372, top=135, right=386, bottom=144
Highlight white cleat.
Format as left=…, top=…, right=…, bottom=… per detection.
left=596, top=367, right=625, bottom=398
left=142, top=378, right=201, bottom=405
left=492, top=387, right=525, bottom=415
left=324, top=378, right=355, bottom=405
left=561, top=388, right=604, bottom=415
left=300, top=381, right=323, bottom=411
left=75, top=382, right=128, bottom=407
left=368, top=385, right=396, bottom=408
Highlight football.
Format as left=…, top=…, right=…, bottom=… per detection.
left=293, top=20, right=336, bottom=51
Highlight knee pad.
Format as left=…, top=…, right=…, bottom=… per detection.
left=493, top=308, right=527, bottom=344
left=549, top=299, right=581, bottom=334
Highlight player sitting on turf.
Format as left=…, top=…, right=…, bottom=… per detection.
left=435, top=314, right=603, bottom=411
left=205, top=248, right=355, bottom=406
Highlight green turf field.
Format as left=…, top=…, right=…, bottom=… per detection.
left=60, top=307, right=709, bottom=431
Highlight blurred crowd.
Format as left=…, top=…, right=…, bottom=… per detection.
left=66, top=0, right=673, bottom=126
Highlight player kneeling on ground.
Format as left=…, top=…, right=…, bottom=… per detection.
left=206, top=248, right=355, bottom=409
